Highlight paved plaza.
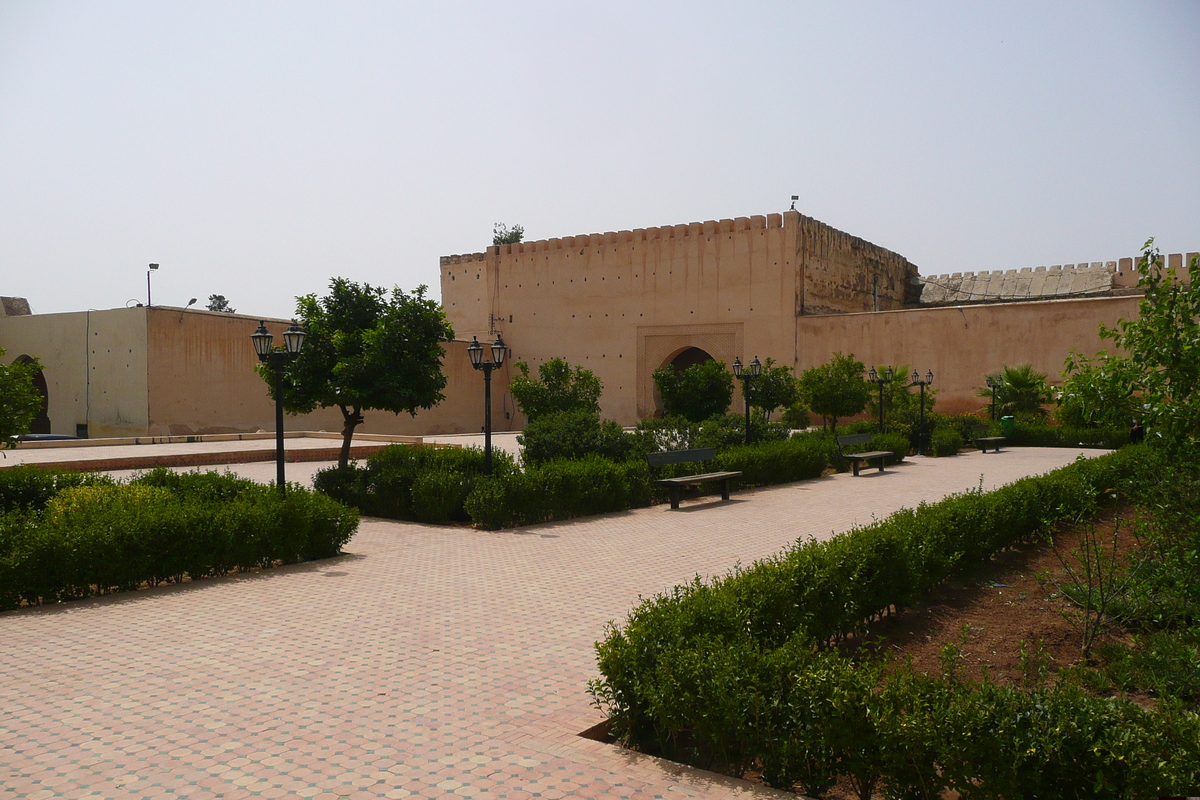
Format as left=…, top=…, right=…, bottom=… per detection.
left=1, top=448, right=1102, bottom=799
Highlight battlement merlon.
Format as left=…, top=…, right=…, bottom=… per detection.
left=437, top=209, right=917, bottom=271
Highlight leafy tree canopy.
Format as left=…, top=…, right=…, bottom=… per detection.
left=1056, top=350, right=1140, bottom=429
left=509, top=358, right=602, bottom=422
left=798, top=352, right=870, bottom=431
left=206, top=294, right=235, bottom=313
left=653, top=359, right=733, bottom=423
left=0, top=349, right=43, bottom=448
left=265, top=279, right=454, bottom=467
left=748, top=357, right=801, bottom=420
left=1075, top=241, right=1200, bottom=449
left=493, top=223, right=525, bottom=246
left=978, top=363, right=1053, bottom=421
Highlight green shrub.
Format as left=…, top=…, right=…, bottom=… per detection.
left=869, top=432, right=910, bottom=464
left=465, top=455, right=651, bottom=530
left=0, top=474, right=357, bottom=609
left=313, top=443, right=512, bottom=521
left=714, top=437, right=831, bottom=487
left=693, top=414, right=791, bottom=450
left=1009, top=421, right=1130, bottom=449
left=930, top=427, right=964, bottom=457
left=780, top=402, right=811, bottom=430
left=518, top=410, right=634, bottom=466
left=591, top=446, right=1151, bottom=752
left=0, top=467, right=114, bottom=513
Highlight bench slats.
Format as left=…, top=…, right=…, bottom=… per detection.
left=655, top=471, right=742, bottom=485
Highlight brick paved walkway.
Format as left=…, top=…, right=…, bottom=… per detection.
left=0, top=448, right=1102, bottom=799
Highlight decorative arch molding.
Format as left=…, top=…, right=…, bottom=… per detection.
left=636, top=323, right=743, bottom=418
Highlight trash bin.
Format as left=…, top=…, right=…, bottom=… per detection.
left=1000, top=415, right=1016, bottom=438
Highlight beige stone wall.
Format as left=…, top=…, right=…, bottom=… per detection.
left=0, top=306, right=501, bottom=440
left=146, top=309, right=504, bottom=436
left=796, top=214, right=918, bottom=314
left=0, top=307, right=150, bottom=438
left=440, top=210, right=918, bottom=424
left=794, top=295, right=1142, bottom=416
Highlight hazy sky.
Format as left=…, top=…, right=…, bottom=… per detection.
left=2, top=1, right=1197, bottom=319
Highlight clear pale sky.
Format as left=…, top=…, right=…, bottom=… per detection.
left=2, top=1, right=1197, bottom=319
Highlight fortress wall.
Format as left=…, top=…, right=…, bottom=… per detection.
left=795, top=214, right=918, bottom=315
left=439, top=252, right=489, bottom=337
left=922, top=252, right=1196, bottom=302
left=465, top=213, right=801, bottom=423
left=795, top=295, right=1141, bottom=416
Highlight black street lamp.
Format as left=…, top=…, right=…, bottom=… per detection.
left=468, top=334, right=507, bottom=474
left=252, top=321, right=307, bottom=493
left=910, top=369, right=934, bottom=455
left=867, top=366, right=894, bottom=433
left=985, top=374, right=1001, bottom=421
left=732, top=356, right=762, bottom=445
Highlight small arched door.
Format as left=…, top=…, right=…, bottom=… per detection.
left=15, top=355, right=50, bottom=434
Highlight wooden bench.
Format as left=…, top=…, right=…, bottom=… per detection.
left=836, top=433, right=894, bottom=477
left=646, top=448, right=742, bottom=510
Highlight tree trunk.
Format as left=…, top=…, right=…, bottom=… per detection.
left=338, top=405, right=364, bottom=468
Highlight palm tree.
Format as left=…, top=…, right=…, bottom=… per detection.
left=979, top=364, right=1053, bottom=420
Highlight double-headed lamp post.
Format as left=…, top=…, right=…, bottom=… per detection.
left=986, top=374, right=1000, bottom=421
left=467, top=334, right=507, bottom=475
left=252, top=321, right=307, bottom=494
left=867, top=366, right=893, bottom=433
left=732, top=356, right=762, bottom=445
left=910, top=369, right=934, bottom=455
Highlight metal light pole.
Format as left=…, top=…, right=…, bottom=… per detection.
left=732, top=356, right=761, bottom=445
left=252, top=321, right=307, bottom=493
left=986, top=375, right=1000, bottom=421
left=468, top=334, right=507, bottom=474
left=867, top=366, right=893, bottom=433
left=147, top=263, right=159, bottom=307
left=910, top=369, right=934, bottom=455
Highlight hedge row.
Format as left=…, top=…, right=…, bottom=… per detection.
left=318, top=436, right=837, bottom=530
left=589, top=636, right=1200, bottom=797
left=592, top=446, right=1151, bottom=748
left=0, top=468, right=358, bottom=610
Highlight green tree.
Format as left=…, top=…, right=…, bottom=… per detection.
left=798, top=352, right=870, bottom=432
left=1056, top=350, right=1141, bottom=429
left=978, top=363, right=1053, bottom=420
left=509, top=358, right=602, bottom=422
left=0, top=349, right=43, bottom=448
left=748, top=357, right=801, bottom=420
left=1088, top=241, right=1200, bottom=449
left=653, top=360, right=734, bottom=423
left=266, top=279, right=454, bottom=467
left=492, top=223, right=525, bottom=245
left=206, top=294, right=235, bottom=313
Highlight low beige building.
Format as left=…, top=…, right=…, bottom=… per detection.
left=0, top=304, right=505, bottom=439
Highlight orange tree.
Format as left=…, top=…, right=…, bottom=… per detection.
left=264, top=279, right=454, bottom=467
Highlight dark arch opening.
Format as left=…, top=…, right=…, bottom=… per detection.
left=15, top=355, right=50, bottom=434
left=669, top=346, right=713, bottom=374
left=651, top=347, right=716, bottom=417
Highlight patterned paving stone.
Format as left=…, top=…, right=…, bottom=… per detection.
left=0, top=449, right=1101, bottom=798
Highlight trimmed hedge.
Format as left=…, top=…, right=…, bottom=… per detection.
left=0, top=468, right=358, bottom=610
left=930, top=426, right=964, bottom=456
left=1010, top=421, right=1130, bottom=449
left=465, top=455, right=651, bottom=530
left=592, top=446, right=1152, bottom=750
left=313, top=444, right=514, bottom=523
left=590, top=635, right=1200, bottom=797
